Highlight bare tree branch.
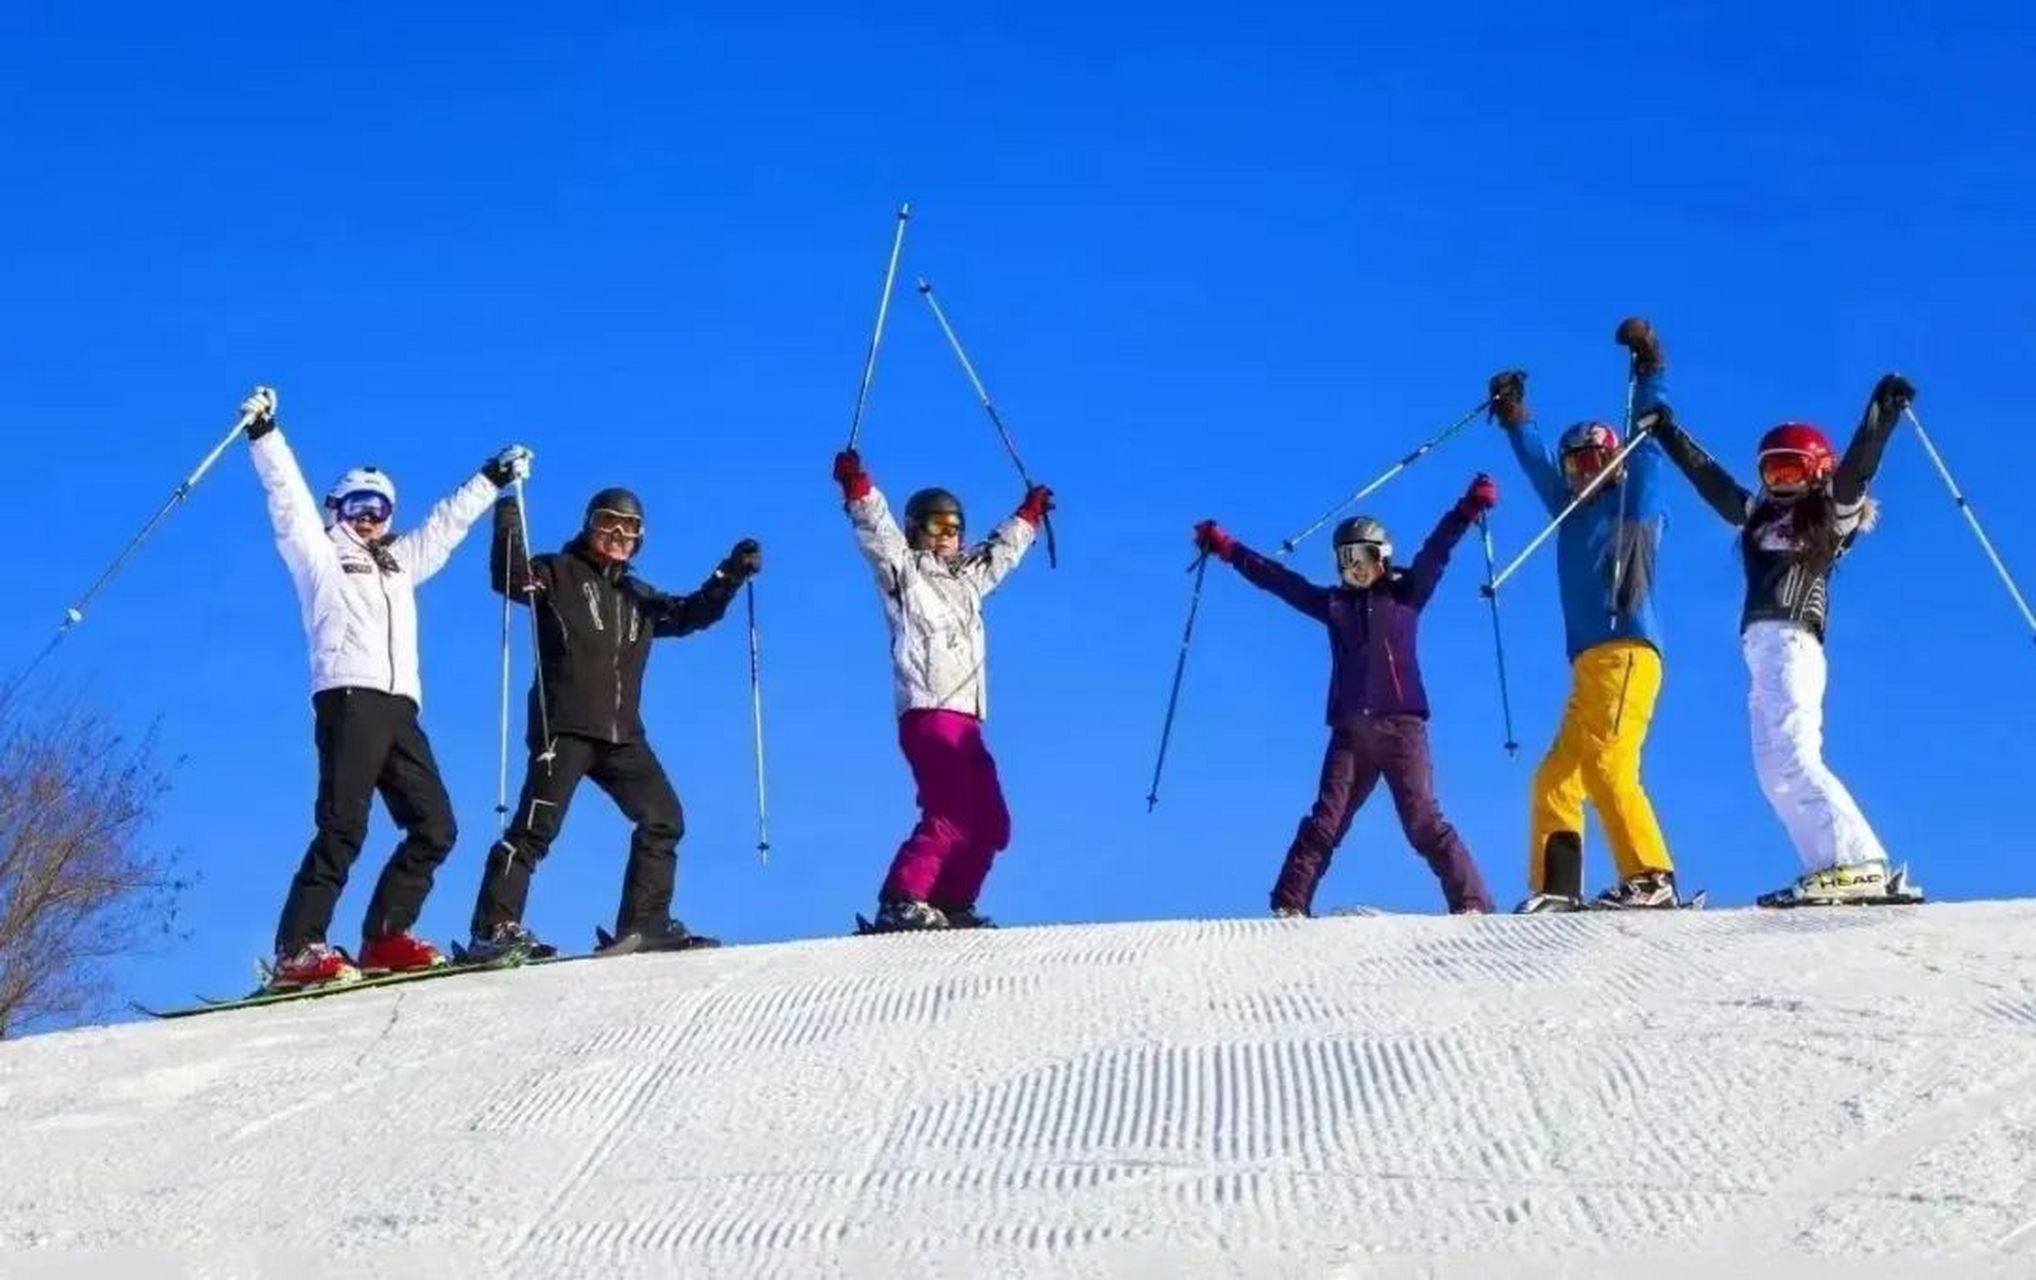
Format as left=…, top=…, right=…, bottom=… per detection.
left=0, top=698, right=184, bottom=1037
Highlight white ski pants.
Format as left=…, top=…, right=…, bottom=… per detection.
left=1742, top=621, right=1888, bottom=873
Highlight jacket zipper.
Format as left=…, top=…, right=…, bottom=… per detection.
left=377, top=548, right=396, bottom=694
left=612, top=579, right=624, bottom=740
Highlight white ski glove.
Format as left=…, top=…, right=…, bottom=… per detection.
left=241, top=386, right=278, bottom=439
left=483, top=444, right=534, bottom=488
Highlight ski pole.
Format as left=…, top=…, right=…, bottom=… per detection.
left=510, top=479, right=557, bottom=769
left=496, top=561, right=513, bottom=832
left=1903, top=406, right=2036, bottom=642
left=1146, top=551, right=1211, bottom=811
left=844, top=203, right=911, bottom=452
left=1484, top=411, right=1660, bottom=597
left=1608, top=363, right=1638, bottom=628
left=915, top=276, right=1059, bottom=568
left=5, top=403, right=257, bottom=700
left=745, top=581, right=771, bottom=863
left=1478, top=514, right=1520, bottom=756
left=1270, top=397, right=1493, bottom=561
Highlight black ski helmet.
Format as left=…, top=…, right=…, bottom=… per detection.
left=583, top=487, right=646, bottom=551
left=1332, top=515, right=1392, bottom=573
left=904, top=487, right=964, bottom=547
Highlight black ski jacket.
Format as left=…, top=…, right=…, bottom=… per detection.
left=491, top=496, right=739, bottom=745
left=1652, top=388, right=1899, bottom=643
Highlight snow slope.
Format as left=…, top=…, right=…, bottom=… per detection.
left=7, top=906, right=2036, bottom=1278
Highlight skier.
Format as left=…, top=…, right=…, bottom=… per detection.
left=242, top=385, right=532, bottom=988
left=1490, top=321, right=1684, bottom=911
left=831, top=448, right=1053, bottom=931
left=464, top=487, right=760, bottom=959
left=1634, top=321, right=1920, bottom=906
left=1191, top=477, right=1501, bottom=917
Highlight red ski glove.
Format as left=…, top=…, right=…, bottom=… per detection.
left=832, top=449, right=871, bottom=501
left=1615, top=316, right=1666, bottom=376
left=1017, top=483, right=1055, bottom=528
left=1194, top=519, right=1237, bottom=562
left=1455, top=474, right=1498, bottom=520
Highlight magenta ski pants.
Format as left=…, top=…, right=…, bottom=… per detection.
left=882, top=709, right=1011, bottom=908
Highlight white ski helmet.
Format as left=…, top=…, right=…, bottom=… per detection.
left=323, top=466, right=397, bottom=526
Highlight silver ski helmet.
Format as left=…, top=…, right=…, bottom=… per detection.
left=904, top=487, right=964, bottom=549
left=1332, top=515, right=1391, bottom=584
left=583, top=487, right=645, bottom=560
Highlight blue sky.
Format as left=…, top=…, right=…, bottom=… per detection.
left=4, top=3, right=2034, bottom=1025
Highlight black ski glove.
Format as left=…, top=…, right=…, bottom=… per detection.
left=1615, top=317, right=1666, bottom=376
left=1873, top=373, right=1916, bottom=417
left=241, top=386, right=278, bottom=441
left=1488, top=370, right=1529, bottom=427
left=718, top=538, right=762, bottom=582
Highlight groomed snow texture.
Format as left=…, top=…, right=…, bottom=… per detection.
left=8, top=904, right=2036, bottom=1277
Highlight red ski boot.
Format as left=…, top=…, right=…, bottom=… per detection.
left=357, top=931, right=448, bottom=976
left=266, top=942, right=360, bottom=991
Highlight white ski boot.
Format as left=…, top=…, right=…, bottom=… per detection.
left=1757, top=859, right=1923, bottom=908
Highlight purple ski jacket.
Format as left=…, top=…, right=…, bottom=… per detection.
left=1229, top=504, right=1473, bottom=723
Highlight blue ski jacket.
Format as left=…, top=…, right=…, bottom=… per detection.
left=1501, top=371, right=1671, bottom=662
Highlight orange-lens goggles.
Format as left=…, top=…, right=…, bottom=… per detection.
left=919, top=514, right=963, bottom=538
left=1562, top=447, right=1615, bottom=482
left=591, top=510, right=643, bottom=539
left=1760, top=455, right=1815, bottom=490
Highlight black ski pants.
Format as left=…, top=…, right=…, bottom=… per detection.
left=275, top=687, right=458, bottom=955
left=470, top=733, right=685, bottom=939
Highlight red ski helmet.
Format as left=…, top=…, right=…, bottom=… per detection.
left=1756, top=422, right=1835, bottom=493
left=1558, top=421, right=1621, bottom=487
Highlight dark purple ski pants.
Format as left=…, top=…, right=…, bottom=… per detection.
left=1270, top=715, right=1492, bottom=915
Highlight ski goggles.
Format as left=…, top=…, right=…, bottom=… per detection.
left=333, top=491, right=393, bottom=523
left=917, top=513, right=964, bottom=539
left=1758, top=452, right=1818, bottom=492
left=1561, top=446, right=1618, bottom=485
left=1335, top=542, right=1386, bottom=571
left=589, top=510, right=644, bottom=539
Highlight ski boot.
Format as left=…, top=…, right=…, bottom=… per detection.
left=936, top=903, right=997, bottom=929
left=1515, top=833, right=1587, bottom=913
left=459, top=920, right=557, bottom=965
left=1590, top=871, right=1683, bottom=910
left=859, top=898, right=951, bottom=934
left=612, top=917, right=721, bottom=952
left=357, top=931, right=449, bottom=975
left=264, top=941, right=361, bottom=992
left=1757, top=859, right=1923, bottom=908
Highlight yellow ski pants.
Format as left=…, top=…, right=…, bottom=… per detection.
left=1529, top=640, right=1674, bottom=891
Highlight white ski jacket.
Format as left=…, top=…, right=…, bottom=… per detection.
left=847, top=486, right=1037, bottom=720
left=251, top=430, right=497, bottom=708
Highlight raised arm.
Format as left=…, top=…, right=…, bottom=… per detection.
left=1402, top=476, right=1492, bottom=609
left=958, top=486, right=1050, bottom=598
left=242, top=389, right=339, bottom=594
left=1616, top=318, right=1751, bottom=526
left=1832, top=374, right=1914, bottom=508
left=1196, top=522, right=1334, bottom=623
left=1488, top=371, right=1567, bottom=517
left=835, top=451, right=910, bottom=578
left=641, top=539, right=758, bottom=638
left=391, top=446, right=529, bottom=583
